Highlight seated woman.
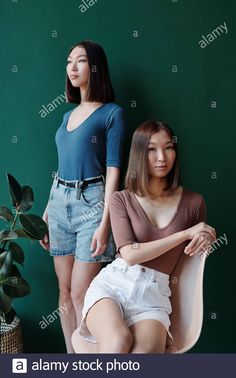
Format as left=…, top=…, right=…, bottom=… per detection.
left=75, top=120, right=216, bottom=353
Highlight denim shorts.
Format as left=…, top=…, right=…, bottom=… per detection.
left=47, top=175, right=116, bottom=262
left=78, top=257, right=173, bottom=346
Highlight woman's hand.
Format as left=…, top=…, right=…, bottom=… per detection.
left=184, top=231, right=215, bottom=256
left=39, top=210, right=50, bottom=251
left=90, top=224, right=110, bottom=257
left=186, top=222, right=216, bottom=241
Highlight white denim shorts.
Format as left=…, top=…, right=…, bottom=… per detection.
left=79, top=257, right=173, bottom=346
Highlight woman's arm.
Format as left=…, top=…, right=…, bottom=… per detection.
left=120, top=222, right=215, bottom=266
left=91, top=106, right=125, bottom=256
left=90, top=167, right=120, bottom=256
left=99, top=166, right=120, bottom=230
left=109, top=192, right=216, bottom=266
left=120, top=231, right=187, bottom=265
left=39, top=202, right=50, bottom=250
left=184, top=197, right=215, bottom=256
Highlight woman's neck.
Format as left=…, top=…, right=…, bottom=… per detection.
left=148, top=177, right=171, bottom=198
left=79, top=86, right=104, bottom=108
left=79, top=86, right=87, bottom=103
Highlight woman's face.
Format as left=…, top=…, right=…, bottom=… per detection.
left=66, top=46, right=90, bottom=88
left=147, top=130, right=176, bottom=179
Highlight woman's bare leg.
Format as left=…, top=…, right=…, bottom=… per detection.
left=86, top=298, right=133, bottom=353
left=53, top=255, right=76, bottom=353
left=71, top=261, right=102, bottom=327
left=129, top=319, right=167, bottom=353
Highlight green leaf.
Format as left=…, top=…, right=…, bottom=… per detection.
left=6, top=173, right=22, bottom=208
left=3, top=276, right=31, bottom=298
left=14, top=228, right=33, bottom=239
left=0, top=206, right=14, bottom=222
left=8, top=242, right=25, bottom=265
left=11, top=264, right=22, bottom=277
left=19, top=186, right=34, bottom=212
left=19, top=214, right=48, bottom=240
left=0, top=230, right=18, bottom=242
left=0, top=251, right=13, bottom=276
left=0, top=286, right=11, bottom=313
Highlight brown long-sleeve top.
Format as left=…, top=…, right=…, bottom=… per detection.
left=108, top=188, right=207, bottom=275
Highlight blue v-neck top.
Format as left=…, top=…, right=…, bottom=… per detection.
left=55, top=103, right=126, bottom=180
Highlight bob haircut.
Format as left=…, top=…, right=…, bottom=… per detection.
left=125, top=120, right=180, bottom=198
left=66, top=40, right=115, bottom=104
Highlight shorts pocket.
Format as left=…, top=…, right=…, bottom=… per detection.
left=153, top=277, right=171, bottom=297
left=80, top=185, right=105, bottom=207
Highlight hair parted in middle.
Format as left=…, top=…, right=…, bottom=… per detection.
left=66, top=40, right=115, bottom=104
left=125, top=120, right=180, bottom=198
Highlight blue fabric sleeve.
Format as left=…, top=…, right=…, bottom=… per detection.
left=105, top=107, right=126, bottom=168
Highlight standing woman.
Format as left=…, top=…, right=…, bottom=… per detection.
left=40, top=40, right=125, bottom=352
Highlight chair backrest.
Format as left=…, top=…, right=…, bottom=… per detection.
left=72, top=253, right=206, bottom=354
left=165, top=253, right=206, bottom=353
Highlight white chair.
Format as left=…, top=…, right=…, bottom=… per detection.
left=166, top=252, right=206, bottom=353
left=72, top=253, right=206, bottom=354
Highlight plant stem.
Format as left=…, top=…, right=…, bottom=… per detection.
left=0, top=208, right=19, bottom=253
left=11, top=209, right=19, bottom=231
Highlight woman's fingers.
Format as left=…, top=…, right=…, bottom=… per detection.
left=189, top=233, right=213, bottom=256
left=90, top=228, right=108, bottom=257
left=186, top=236, right=204, bottom=255
left=199, top=223, right=216, bottom=240
left=39, top=235, right=50, bottom=251
left=91, top=242, right=107, bottom=257
left=185, top=231, right=214, bottom=256
left=189, top=240, right=209, bottom=256
left=205, top=226, right=216, bottom=240
left=184, top=234, right=200, bottom=253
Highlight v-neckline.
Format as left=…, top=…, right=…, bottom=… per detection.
left=65, top=103, right=106, bottom=133
left=130, top=187, right=185, bottom=230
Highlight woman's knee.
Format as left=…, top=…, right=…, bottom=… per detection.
left=99, top=328, right=133, bottom=353
left=70, top=287, right=86, bottom=307
left=54, top=258, right=74, bottom=303
left=139, top=342, right=166, bottom=353
left=58, top=284, right=71, bottom=303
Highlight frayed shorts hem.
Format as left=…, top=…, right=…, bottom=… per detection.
left=50, top=250, right=75, bottom=257
left=78, top=314, right=173, bottom=347
left=75, top=257, right=114, bottom=263
left=126, top=314, right=173, bottom=346
left=78, top=299, right=173, bottom=346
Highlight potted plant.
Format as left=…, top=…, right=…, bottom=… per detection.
left=0, top=173, right=48, bottom=353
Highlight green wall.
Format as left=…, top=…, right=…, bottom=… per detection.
left=0, top=0, right=235, bottom=352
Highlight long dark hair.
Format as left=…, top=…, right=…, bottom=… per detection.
left=66, top=40, right=115, bottom=104
left=125, top=120, right=180, bottom=198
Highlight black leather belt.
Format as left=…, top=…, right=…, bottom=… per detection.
left=57, top=176, right=103, bottom=188
left=56, top=176, right=104, bottom=200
